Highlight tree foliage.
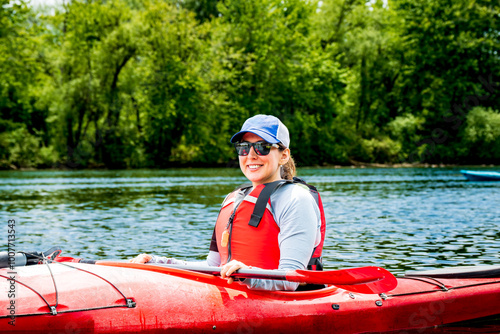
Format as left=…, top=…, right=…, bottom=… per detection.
left=0, top=0, right=498, bottom=169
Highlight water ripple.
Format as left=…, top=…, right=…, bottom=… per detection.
left=1, top=167, right=499, bottom=275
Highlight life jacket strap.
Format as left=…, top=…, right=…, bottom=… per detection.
left=248, top=177, right=315, bottom=228
left=248, top=180, right=289, bottom=227
left=308, top=256, right=324, bottom=271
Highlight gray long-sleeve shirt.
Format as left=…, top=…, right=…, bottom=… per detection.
left=149, top=183, right=322, bottom=291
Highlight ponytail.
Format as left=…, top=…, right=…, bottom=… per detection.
left=281, top=155, right=296, bottom=180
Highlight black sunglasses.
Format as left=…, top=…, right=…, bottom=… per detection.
left=234, top=141, right=281, bottom=156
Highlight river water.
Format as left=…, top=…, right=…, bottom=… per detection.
left=1, top=167, right=499, bottom=276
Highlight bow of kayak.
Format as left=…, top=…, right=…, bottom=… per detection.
left=461, top=170, right=500, bottom=181
left=1, top=262, right=500, bottom=333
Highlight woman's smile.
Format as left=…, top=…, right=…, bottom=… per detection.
left=239, top=133, right=284, bottom=186
left=246, top=164, right=263, bottom=170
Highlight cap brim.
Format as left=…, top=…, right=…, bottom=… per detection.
left=230, top=130, right=280, bottom=144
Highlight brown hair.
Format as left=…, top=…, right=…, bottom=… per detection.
left=280, top=153, right=296, bottom=180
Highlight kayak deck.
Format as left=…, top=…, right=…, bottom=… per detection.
left=405, top=265, right=500, bottom=278
left=1, top=263, right=500, bottom=333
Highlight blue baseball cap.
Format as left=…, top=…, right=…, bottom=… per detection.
left=230, top=115, right=290, bottom=148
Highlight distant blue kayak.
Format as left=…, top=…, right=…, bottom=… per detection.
left=461, top=170, right=500, bottom=181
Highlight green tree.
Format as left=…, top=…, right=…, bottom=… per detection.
left=0, top=0, right=53, bottom=168
left=1, top=0, right=498, bottom=168
left=461, top=107, right=500, bottom=162
left=316, top=0, right=408, bottom=163
left=138, top=0, right=212, bottom=166
left=180, top=0, right=220, bottom=23
left=393, top=0, right=500, bottom=163
left=210, top=0, right=345, bottom=165
left=42, top=0, right=145, bottom=168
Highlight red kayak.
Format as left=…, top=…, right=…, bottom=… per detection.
left=1, top=260, right=500, bottom=333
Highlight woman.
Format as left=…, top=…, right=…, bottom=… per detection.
left=130, top=115, right=325, bottom=291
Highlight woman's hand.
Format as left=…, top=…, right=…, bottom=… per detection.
left=220, top=260, right=249, bottom=284
left=129, top=253, right=153, bottom=264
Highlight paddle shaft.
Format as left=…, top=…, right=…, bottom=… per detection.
left=149, top=264, right=379, bottom=284
left=95, top=261, right=395, bottom=288
left=11, top=253, right=397, bottom=294
left=136, top=264, right=291, bottom=281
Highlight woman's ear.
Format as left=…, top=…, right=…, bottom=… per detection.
left=280, top=148, right=290, bottom=165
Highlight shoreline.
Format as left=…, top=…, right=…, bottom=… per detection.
left=2, top=162, right=498, bottom=172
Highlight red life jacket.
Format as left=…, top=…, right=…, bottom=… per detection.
left=210, top=178, right=326, bottom=270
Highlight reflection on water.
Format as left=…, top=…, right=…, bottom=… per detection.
left=1, top=167, right=499, bottom=275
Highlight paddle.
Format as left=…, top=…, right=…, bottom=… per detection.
left=2, top=250, right=397, bottom=294
left=93, top=261, right=397, bottom=294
